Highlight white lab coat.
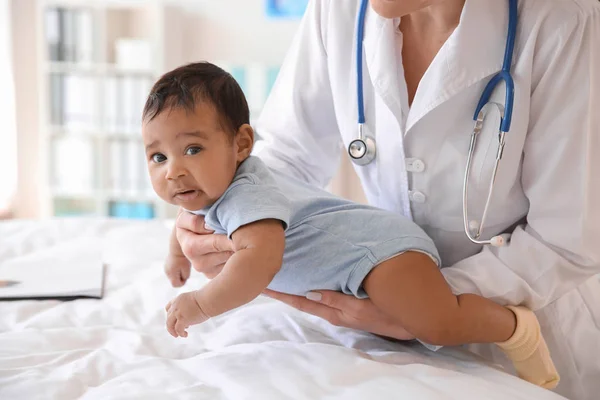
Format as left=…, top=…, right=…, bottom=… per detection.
left=253, top=0, right=600, bottom=399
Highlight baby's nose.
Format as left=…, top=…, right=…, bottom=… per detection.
left=166, top=161, right=187, bottom=180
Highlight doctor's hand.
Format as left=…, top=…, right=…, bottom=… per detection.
left=175, top=212, right=235, bottom=279
left=263, top=289, right=415, bottom=341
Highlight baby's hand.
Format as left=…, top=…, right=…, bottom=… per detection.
left=165, top=291, right=209, bottom=338
left=164, top=252, right=191, bottom=287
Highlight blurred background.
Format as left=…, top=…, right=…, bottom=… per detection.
left=0, top=0, right=366, bottom=221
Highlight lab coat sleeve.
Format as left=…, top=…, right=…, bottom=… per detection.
left=252, top=0, right=343, bottom=188
left=441, top=9, right=600, bottom=311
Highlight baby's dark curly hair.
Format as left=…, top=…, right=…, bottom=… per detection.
left=143, top=62, right=250, bottom=136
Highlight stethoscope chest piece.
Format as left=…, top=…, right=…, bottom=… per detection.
left=348, top=136, right=376, bottom=165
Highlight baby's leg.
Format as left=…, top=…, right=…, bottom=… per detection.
left=363, top=251, right=559, bottom=389
left=363, top=252, right=516, bottom=344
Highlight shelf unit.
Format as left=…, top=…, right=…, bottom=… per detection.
left=36, top=0, right=184, bottom=219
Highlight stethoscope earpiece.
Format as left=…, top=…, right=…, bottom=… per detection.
left=490, top=235, right=506, bottom=247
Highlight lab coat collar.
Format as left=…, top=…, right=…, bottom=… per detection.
left=362, top=8, right=405, bottom=126
left=362, top=0, right=508, bottom=133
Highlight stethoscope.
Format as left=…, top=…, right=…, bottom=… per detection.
left=348, top=0, right=517, bottom=247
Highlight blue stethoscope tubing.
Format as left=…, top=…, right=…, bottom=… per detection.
left=356, top=0, right=369, bottom=126
left=475, top=0, right=517, bottom=132
left=351, top=0, right=518, bottom=247
left=353, top=0, right=517, bottom=154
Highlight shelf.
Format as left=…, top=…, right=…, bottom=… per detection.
left=38, top=2, right=184, bottom=220
left=105, top=192, right=158, bottom=203
left=49, top=126, right=142, bottom=140
left=52, top=196, right=100, bottom=217
left=46, top=61, right=155, bottom=77
left=41, top=0, right=160, bottom=9
left=52, top=190, right=160, bottom=206
left=51, top=189, right=102, bottom=200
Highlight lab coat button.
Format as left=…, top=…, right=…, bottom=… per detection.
left=406, top=158, right=425, bottom=172
left=409, top=190, right=427, bottom=203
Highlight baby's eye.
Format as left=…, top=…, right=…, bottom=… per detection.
left=151, top=153, right=167, bottom=163
left=185, top=146, right=202, bottom=156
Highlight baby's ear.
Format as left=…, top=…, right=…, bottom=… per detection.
left=235, top=124, right=254, bottom=160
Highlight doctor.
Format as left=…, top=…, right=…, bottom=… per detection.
left=174, top=0, right=600, bottom=398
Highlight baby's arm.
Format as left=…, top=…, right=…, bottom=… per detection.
left=194, top=219, right=285, bottom=318
left=165, top=218, right=285, bottom=337
left=164, top=209, right=191, bottom=287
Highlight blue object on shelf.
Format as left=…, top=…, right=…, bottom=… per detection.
left=265, top=0, right=308, bottom=19
left=109, top=201, right=130, bottom=218
left=109, top=201, right=155, bottom=219
left=132, top=202, right=155, bottom=219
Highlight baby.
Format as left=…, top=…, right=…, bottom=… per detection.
left=141, top=62, right=559, bottom=389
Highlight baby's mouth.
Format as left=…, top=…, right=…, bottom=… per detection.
left=174, top=189, right=199, bottom=202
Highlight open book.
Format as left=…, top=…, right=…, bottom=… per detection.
left=0, top=238, right=105, bottom=301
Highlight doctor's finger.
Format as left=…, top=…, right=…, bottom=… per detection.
left=202, top=263, right=226, bottom=279
left=179, top=230, right=235, bottom=258
left=176, top=212, right=211, bottom=234
left=310, top=290, right=370, bottom=315
left=192, top=252, right=231, bottom=274
left=263, top=290, right=342, bottom=325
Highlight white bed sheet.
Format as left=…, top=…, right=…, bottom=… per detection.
left=0, top=218, right=566, bottom=400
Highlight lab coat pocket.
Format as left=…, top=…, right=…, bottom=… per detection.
left=472, top=106, right=503, bottom=189
left=470, top=108, right=519, bottom=228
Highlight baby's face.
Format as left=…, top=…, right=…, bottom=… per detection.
left=142, top=102, right=239, bottom=211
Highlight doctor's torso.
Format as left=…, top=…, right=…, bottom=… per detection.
left=311, top=0, right=576, bottom=266
left=255, top=2, right=600, bottom=397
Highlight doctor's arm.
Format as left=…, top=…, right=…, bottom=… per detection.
left=441, top=11, right=600, bottom=311
left=253, top=0, right=342, bottom=188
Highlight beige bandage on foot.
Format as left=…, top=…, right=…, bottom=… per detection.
left=496, top=305, right=560, bottom=389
